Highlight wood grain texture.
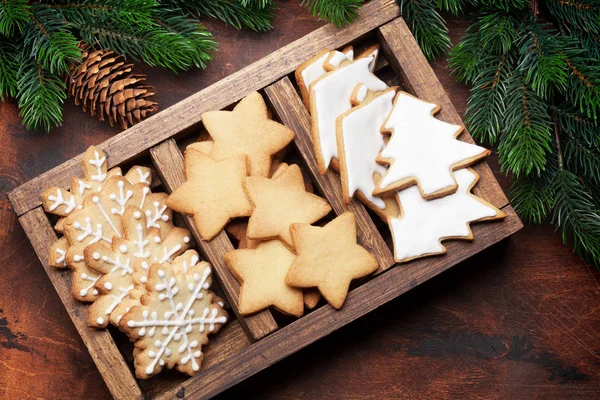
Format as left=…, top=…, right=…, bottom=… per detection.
left=264, top=77, right=395, bottom=271
left=2, top=4, right=599, bottom=400
left=7, top=0, right=400, bottom=218
left=149, top=139, right=278, bottom=341
left=156, top=206, right=522, bottom=400
left=377, top=18, right=509, bottom=209
left=17, top=207, right=142, bottom=400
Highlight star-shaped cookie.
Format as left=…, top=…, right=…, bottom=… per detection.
left=202, top=91, right=295, bottom=177
left=244, top=164, right=332, bottom=248
left=224, top=240, right=304, bottom=317
left=285, top=212, right=378, bottom=309
left=166, top=149, right=252, bottom=241
left=374, top=92, right=490, bottom=198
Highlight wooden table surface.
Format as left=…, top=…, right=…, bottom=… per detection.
left=1, top=2, right=599, bottom=399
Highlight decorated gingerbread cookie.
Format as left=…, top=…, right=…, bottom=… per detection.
left=285, top=212, right=378, bottom=309
left=375, top=92, right=490, bottom=198
left=121, top=250, right=228, bottom=379
left=224, top=239, right=304, bottom=317
left=337, top=87, right=400, bottom=219
left=84, top=206, right=191, bottom=328
left=166, top=148, right=252, bottom=241
left=202, top=91, right=295, bottom=177
left=244, top=164, right=331, bottom=248
left=389, top=168, right=505, bottom=263
left=309, top=50, right=388, bottom=173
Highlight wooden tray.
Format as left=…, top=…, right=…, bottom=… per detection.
left=8, top=1, right=522, bottom=398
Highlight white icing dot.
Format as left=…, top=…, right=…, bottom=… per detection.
left=141, top=261, right=149, bottom=270
left=146, top=366, right=154, bottom=375
left=93, top=252, right=101, bottom=260
left=140, top=276, right=147, bottom=283
left=154, top=340, right=162, bottom=347
left=104, top=282, right=113, bottom=290
left=158, top=269, right=165, bottom=278
left=183, top=236, right=190, bottom=243
left=96, top=317, right=104, bottom=325
left=188, top=283, right=195, bottom=291
left=153, top=236, right=161, bottom=244
left=81, top=273, right=88, bottom=279
left=92, top=289, right=98, bottom=295
left=73, top=255, right=84, bottom=262
left=134, top=211, right=141, bottom=219
left=119, top=244, right=128, bottom=253
left=161, top=215, right=169, bottom=222
left=92, top=196, right=100, bottom=203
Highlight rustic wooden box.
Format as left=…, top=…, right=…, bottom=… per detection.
left=8, top=1, right=522, bottom=398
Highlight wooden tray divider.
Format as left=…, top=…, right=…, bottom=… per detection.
left=376, top=18, right=509, bottom=209
left=149, top=139, right=278, bottom=342
left=18, top=207, right=143, bottom=400
left=264, top=79, right=395, bottom=271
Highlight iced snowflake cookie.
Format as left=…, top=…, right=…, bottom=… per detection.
left=121, top=250, right=228, bottom=379
left=61, top=173, right=173, bottom=302
left=166, top=149, right=252, bottom=241
left=389, top=168, right=505, bottom=263
left=285, top=212, right=378, bottom=309
left=202, top=91, right=295, bottom=177
left=224, top=240, right=304, bottom=317
left=244, top=164, right=331, bottom=249
left=295, top=46, right=354, bottom=108
left=374, top=92, right=490, bottom=199
left=84, top=206, right=191, bottom=328
left=309, top=46, right=388, bottom=174
left=336, top=87, right=400, bottom=219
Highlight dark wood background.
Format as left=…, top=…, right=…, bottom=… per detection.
left=1, top=2, right=599, bottom=398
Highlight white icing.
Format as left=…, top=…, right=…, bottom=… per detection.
left=93, top=252, right=100, bottom=260
left=55, top=248, right=66, bottom=266
left=158, top=244, right=182, bottom=264
left=140, top=186, right=150, bottom=209
left=301, top=50, right=353, bottom=93
left=89, top=150, right=107, bottom=182
left=137, top=168, right=151, bottom=184
left=366, top=48, right=378, bottom=72
left=47, top=189, right=76, bottom=213
left=389, top=169, right=498, bottom=261
left=355, top=83, right=368, bottom=103
left=379, top=93, right=488, bottom=196
left=80, top=273, right=100, bottom=297
left=134, top=223, right=150, bottom=258
left=92, top=196, right=121, bottom=237
left=146, top=200, right=168, bottom=229
left=119, top=244, right=128, bottom=253
left=127, top=266, right=226, bottom=376
left=96, top=317, right=104, bottom=325
left=312, top=56, right=388, bottom=169
left=109, top=181, right=133, bottom=215
left=344, top=49, right=354, bottom=61
left=77, top=180, right=92, bottom=196
left=339, top=90, right=395, bottom=209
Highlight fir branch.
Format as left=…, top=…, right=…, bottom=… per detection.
left=477, top=0, right=529, bottom=12
left=398, top=0, right=451, bottom=60
left=0, top=37, right=19, bottom=100
left=17, top=56, right=66, bottom=132
left=165, top=0, right=275, bottom=31
left=510, top=172, right=554, bottom=224
left=448, top=21, right=483, bottom=84
left=552, top=103, right=600, bottom=147
left=0, top=0, right=30, bottom=36
left=550, top=168, right=600, bottom=267
left=154, top=7, right=217, bottom=69
left=561, top=40, right=600, bottom=119
left=464, top=51, right=515, bottom=143
left=518, top=18, right=568, bottom=99
left=562, top=135, right=600, bottom=186
left=498, top=71, right=553, bottom=176
left=303, top=0, right=362, bottom=27
left=48, top=0, right=157, bottom=28
left=547, top=0, right=600, bottom=34
left=24, top=4, right=81, bottom=74
left=477, top=10, right=523, bottom=54
left=436, top=0, right=472, bottom=16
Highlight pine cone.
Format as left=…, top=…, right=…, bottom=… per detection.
left=68, top=47, right=158, bottom=130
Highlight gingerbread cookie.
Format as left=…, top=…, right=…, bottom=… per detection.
left=224, top=240, right=304, bottom=317
left=389, top=168, right=505, bottom=262
left=375, top=92, right=490, bottom=198
left=121, top=250, right=227, bottom=378
left=244, top=164, right=331, bottom=248
left=309, top=50, right=388, bottom=173
left=166, top=149, right=252, bottom=241
left=337, top=87, right=400, bottom=219
left=202, top=91, right=295, bottom=177
left=84, top=206, right=191, bottom=328
left=286, top=212, right=378, bottom=309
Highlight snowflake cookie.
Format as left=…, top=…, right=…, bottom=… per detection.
left=60, top=172, right=173, bottom=302
left=374, top=92, right=490, bottom=199
left=388, top=168, right=505, bottom=263
left=84, top=206, right=191, bottom=328
left=121, top=250, right=228, bottom=379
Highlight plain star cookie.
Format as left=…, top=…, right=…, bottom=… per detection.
left=285, top=212, right=378, bottom=309
left=309, top=47, right=387, bottom=173
left=166, top=148, right=252, bottom=241
left=224, top=240, right=304, bottom=317
left=337, top=87, right=400, bottom=219
left=84, top=206, right=191, bottom=328
left=121, top=250, right=228, bottom=379
left=202, top=91, right=295, bottom=177
left=244, top=164, right=331, bottom=248
left=389, top=168, right=505, bottom=263
left=375, top=92, right=490, bottom=198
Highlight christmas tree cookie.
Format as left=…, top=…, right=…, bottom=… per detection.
left=388, top=168, right=505, bottom=263
left=374, top=92, right=490, bottom=199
